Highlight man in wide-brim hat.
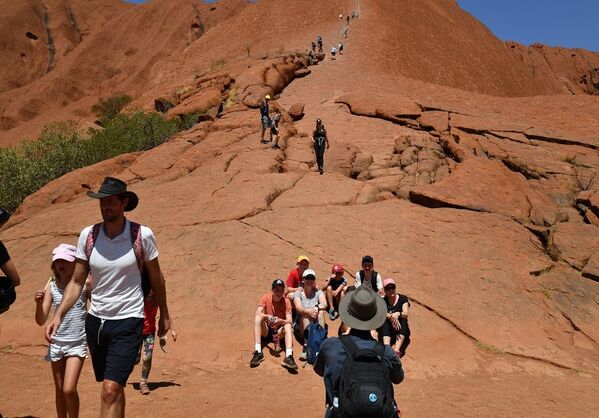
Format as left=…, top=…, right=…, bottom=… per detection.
left=314, top=286, right=404, bottom=417
left=46, top=176, right=176, bottom=415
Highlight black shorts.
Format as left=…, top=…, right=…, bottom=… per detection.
left=86, top=314, right=144, bottom=386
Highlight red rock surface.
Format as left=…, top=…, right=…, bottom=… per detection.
left=1, top=1, right=599, bottom=417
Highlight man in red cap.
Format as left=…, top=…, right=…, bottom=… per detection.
left=322, top=263, right=348, bottom=320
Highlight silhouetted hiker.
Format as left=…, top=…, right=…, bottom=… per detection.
left=270, top=109, right=282, bottom=149
left=0, top=209, right=20, bottom=315
left=35, top=244, right=90, bottom=418
left=380, top=278, right=411, bottom=358
left=45, top=177, right=175, bottom=417
left=321, top=263, right=348, bottom=321
left=346, top=15, right=350, bottom=25
left=338, top=42, right=344, bottom=55
left=260, top=95, right=271, bottom=144
left=311, top=41, right=317, bottom=52
left=308, top=49, right=315, bottom=65
left=314, top=286, right=404, bottom=418
left=355, top=255, right=384, bottom=295
left=344, top=26, right=349, bottom=38
left=317, top=35, right=323, bottom=53
left=312, top=118, right=329, bottom=175
left=331, top=46, right=337, bottom=60
left=250, top=279, right=298, bottom=370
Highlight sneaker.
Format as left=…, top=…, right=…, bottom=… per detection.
left=140, top=381, right=150, bottom=395
left=282, top=355, right=298, bottom=370
left=260, top=139, right=268, bottom=144
left=250, top=351, right=264, bottom=368
left=299, top=347, right=308, bottom=361
left=328, top=309, right=336, bottom=321
left=319, top=169, right=324, bottom=175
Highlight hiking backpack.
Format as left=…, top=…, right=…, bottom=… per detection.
left=305, top=322, right=327, bottom=365
left=315, top=128, right=326, bottom=147
left=357, top=270, right=379, bottom=292
left=336, top=335, right=396, bottom=418
left=85, top=222, right=151, bottom=296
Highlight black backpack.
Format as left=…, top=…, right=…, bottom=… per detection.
left=358, top=270, right=379, bottom=292
left=315, top=128, right=326, bottom=147
left=336, top=335, right=396, bottom=418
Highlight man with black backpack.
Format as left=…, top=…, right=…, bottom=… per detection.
left=46, top=177, right=175, bottom=417
left=314, top=286, right=403, bottom=418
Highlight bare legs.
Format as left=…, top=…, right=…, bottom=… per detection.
left=51, top=356, right=85, bottom=418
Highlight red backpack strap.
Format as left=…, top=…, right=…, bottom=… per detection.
left=85, top=223, right=102, bottom=262
left=129, top=221, right=144, bottom=273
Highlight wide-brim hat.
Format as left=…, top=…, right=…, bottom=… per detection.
left=339, top=286, right=387, bottom=331
left=87, top=177, right=138, bottom=211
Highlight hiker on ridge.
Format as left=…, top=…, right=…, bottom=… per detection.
left=45, top=177, right=176, bottom=417
left=312, top=118, right=329, bottom=175
left=317, top=35, right=323, bottom=53
left=250, top=279, right=298, bottom=370
left=259, top=95, right=271, bottom=144
left=314, top=286, right=404, bottom=418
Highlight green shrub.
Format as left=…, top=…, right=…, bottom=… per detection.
left=0, top=111, right=181, bottom=213
left=91, top=94, right=133, bottom=126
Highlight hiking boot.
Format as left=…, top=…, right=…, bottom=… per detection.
left=260, top=139, right=269, bottom=144
left=319, top=169, right=324, bottom=175
left=250, top=351, right=264, bottom=368
left=282, top=355, right=298, bottom=370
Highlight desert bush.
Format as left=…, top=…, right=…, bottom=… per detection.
left=91, top=94, right=132, bottom=126
left=0, top=111, right=180, bottom=212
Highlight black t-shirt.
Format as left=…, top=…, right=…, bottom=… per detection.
left=385, top=293, right=409, bottom=314
left=260, top=101, right=269, bottom=117
left=313, top=128, right=327, bottom=147
left=0, top=240, right=10, bottom=266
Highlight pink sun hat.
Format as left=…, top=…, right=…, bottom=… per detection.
left=52, top=244, right=77, bottom=263
left=382, top=278, right=396, bottom=288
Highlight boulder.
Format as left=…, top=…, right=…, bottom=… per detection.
left=288, top=103, right=305, bottom=121
left=166, top=87, right=223, bottom=119
left=582, top=252, right=599, bottom=281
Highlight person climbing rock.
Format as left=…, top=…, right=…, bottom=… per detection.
left=331, top=46, right=337, bottom=60
left=338, top=42, right=344, bottom=55
left=312, top=119, right=329, bottom=175
left=317, top=35, right=323, bottom=53
left=259, top=95, right=271, bottom=144
left=270, top=109, right=282, bottom=149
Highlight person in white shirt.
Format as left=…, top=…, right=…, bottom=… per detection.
left=355, top=255, right=384, bottom=296
left=46, top=177, right=175, bottom=418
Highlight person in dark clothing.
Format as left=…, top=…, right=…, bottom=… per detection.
left=270, top=110, right=282, bottom=149
left=0, top=208, right=21, bottom=290
left=259, top=95, right=271, bottom=144
left=314, top=286, right=404, bottom=418
left=380, top=278, right=411, bottom=358
left=311, top=41, right=317, bottom=52
left=312, top=118, right=329, bottom=175
left=317, top=35, right=323, bottom=53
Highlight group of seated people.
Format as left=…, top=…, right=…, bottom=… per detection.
left=251, top=255, right=411, bottom=370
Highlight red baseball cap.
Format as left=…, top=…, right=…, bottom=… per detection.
left=332, top=263, right=344, bottom=273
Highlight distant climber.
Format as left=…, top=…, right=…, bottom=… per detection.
left=259, top=95, right=271, bottom=144
left=344, top=26, right=349, bottom=38
left=331, top=46, right=337, bottom=60
left=338, top=42, right=344, bottom=55
left=312, top=118, right=329, bottom=175
left=270, top=109, right=282, bottom=149
left=317, top=35, right=323, bottom=53
left=311, top=41, right=316, bottom=52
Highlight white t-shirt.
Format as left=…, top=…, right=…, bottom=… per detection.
left=355, top=271, right=383, bottom=292
left=76, top=220, right=159, bottom=320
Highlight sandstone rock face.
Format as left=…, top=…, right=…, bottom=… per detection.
left=549, top=223, right=599, bottom=270
left=288, top=103, right=305, bottom=121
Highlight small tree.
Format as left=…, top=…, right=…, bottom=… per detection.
left=91, top=94, right=132, bottom=126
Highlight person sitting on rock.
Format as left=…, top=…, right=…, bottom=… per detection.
left=380, top=278, right=411, bottom=358
left=285, top=255, right=310, bottom=301
left=270, top=109, right=282, bottom=149
left=250, top=279, right=297, bottom=370
left=312, top=118, right=329, bottom=175
left=259, top=95, right=271, bottom=144
left=355, top=255, right=384, bottom=296
left=293, top=269, right=327, bottom=361
left=321, top=263, right=348, bottom=320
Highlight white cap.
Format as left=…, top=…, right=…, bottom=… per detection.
left=302, top=268, right=317, bottom=279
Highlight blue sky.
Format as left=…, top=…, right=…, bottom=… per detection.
left=124, top=0, right=599, bottom=52
left=457, top=0, right=599, bottom=51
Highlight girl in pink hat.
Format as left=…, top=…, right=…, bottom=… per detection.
left=34, top=244, right=91, bottom=418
